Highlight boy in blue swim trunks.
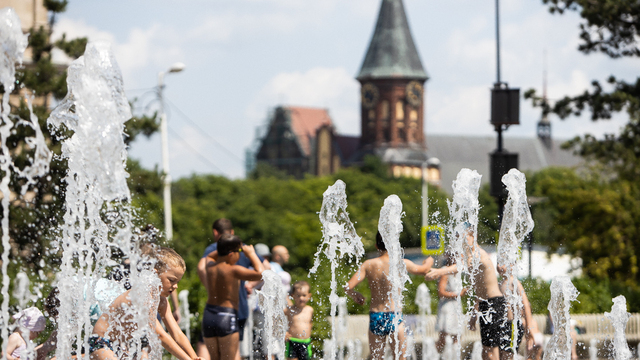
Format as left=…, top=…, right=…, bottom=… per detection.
left=204, top=234, right=264, bottom=360
left=345, top=232, right=434, bottom=360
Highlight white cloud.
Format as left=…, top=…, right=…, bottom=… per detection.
left=247, top=67, right=360, bottom=134
left=52, top=18, right=184, bottom=88
left=188, top=1, right=341, bottom=43
left=428, top=86, right=491, bottom=135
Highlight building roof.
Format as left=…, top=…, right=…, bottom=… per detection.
left=426, top=135, right=583, bottom=194
left=287, top=106, right=333, bottom=156
left=334, top=135, right=360, bottom=162
left=357, top=0, right=428, bottom=81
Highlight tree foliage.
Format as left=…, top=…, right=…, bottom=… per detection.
left=521, top=0, right=640, bottom=309
left=542, top=0, right=640, bottom=58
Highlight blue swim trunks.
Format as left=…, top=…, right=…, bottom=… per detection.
left=88, top=335, right=114, bottom=353
left=369, top=312, right=403, bottom=336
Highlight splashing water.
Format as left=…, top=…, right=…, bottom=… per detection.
left=323, top=339, right=335, bottom=360
left=178, top=290, right=192, bottom=341
left=336, top=297, right=348, bottom=360
left=378, top=194, right=409, bottom=359
left=421, top=337, right=437, bottom=360
left=415, top=283, right=431, bottom=316
left=496, top=168, right=534, bottom=353
left=442, top=336, right=454, bottom=360
left=48, top=41, right=159, bottom=359
left=471, top=341, right=483, bottom=360
left=446, top=168, right=482, bottom=360
left=310, top=180, right=364, bottom=360
left=0, top=8, right=52, bottom=357
left=589, top=338, right=598, bottom=360
left=257, top=270, right=287, bottom=360
left=543, top=276, right=579, bottom=360
left=415, top=283, right=431, bottom=360
left=605, top=295, right=631, bottom=360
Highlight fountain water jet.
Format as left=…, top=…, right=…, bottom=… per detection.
left=446, top=168, right=482, bottom=360
left=48, top=41, right=160, bottom=359
left=544, top=276, right=579, bottom=360
left=1, top=8, right=52, bottom=358
left=378, top=194, right=409, bottom=360
left=310, top=180, right=364, bottom=360
left=605, top=295, right=631, bottom=360
left=497, top=168, right=534, bottom=353
left=257, top=270, right=288, bottom=360
left=414, top=283, right=431, bottom=360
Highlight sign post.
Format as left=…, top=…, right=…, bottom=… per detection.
left=421, top=225, right=445, bottom=256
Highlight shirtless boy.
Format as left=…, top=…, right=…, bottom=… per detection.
left=284, top=281, right=314, bottom=360
left=203, top=234, right=264, bottom=360
left=90, top=246, right=200, bottom=360
left=425, top=228, right=505, bottom=360
left=345, top=232, right=434, bottom=360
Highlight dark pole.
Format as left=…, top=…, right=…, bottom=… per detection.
left=495, top=0, right=505, bottom=221
left=495, top=0, right=501, bottom=85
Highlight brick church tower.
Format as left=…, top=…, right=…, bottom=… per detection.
left=356, top=0, right=429, bottom=177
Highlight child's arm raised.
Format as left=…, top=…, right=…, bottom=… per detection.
left=157, top=297, right=200, bottom=360
left=404, top=257, right=434, bottom=275
left=344, top=262, right=367, bottom=305
left=232, top=245, right=264, bottom=281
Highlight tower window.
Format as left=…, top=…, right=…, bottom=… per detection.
left=409, top=109, right=418, bottom=121
left=396, top=101, right=404, bottom=120
left=381, top=100, right=389, bottom=119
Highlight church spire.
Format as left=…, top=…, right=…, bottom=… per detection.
left=357, top=0, right=427, bottom=81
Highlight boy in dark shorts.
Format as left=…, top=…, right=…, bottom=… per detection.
left=284, top=281, right=314, bottom=360
left=204, top=235, right=264, bottom=360
left=426, top=228, right=505, bottom=360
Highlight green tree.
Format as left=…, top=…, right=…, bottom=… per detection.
left=522, top=0, right=640, bottom=310
left=526, top=0, right=640, bottom=174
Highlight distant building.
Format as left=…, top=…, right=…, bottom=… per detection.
left=250, top=0, right=580, bottom=186
left=426, top=135, right=580, bottom=194
left=255, top=106, right=361, bottom=178
left=253, top=0, right=430, bottom=178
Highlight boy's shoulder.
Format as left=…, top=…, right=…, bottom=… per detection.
left=363, top=257, right=384, bottom=267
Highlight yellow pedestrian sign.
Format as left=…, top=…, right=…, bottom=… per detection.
left=421, top=225, right=445, bottom=255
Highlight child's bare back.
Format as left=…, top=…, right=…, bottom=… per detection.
left=206, top=261, right=242, bottom=309
left=202, top=235, right=264, bottom=360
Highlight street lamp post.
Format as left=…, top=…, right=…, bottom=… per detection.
left=158, top=62, right=185, bottom=242
left=421, top=157, right=441, bottom=228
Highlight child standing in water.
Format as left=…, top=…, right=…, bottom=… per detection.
left=284, top=281, right=314, bottom=360
left=6, top=307, right=46, bottom=360
left=345, top=232, right=434, bottom=360
left=90, top=246, right=200, bottom=360
left=426, top=227, right=505, bottom=360
left=203, top=234, right=264, bottom=360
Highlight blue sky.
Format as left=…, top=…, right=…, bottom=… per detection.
left=51, top=0, right=638, bottom=179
